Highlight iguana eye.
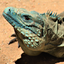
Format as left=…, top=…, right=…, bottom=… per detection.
left=24, top=15, right=30, bottom=20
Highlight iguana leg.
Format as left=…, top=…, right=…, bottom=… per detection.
left=48, top=45, right=64, bottom=58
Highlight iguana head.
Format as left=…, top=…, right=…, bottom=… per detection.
left=3, top=7, right=45, bottom=50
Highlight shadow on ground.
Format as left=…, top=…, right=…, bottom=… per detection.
left=15, top=52, right=64, bottom=64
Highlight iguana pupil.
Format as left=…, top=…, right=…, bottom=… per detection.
left=24, top=15, right=30, bottom=20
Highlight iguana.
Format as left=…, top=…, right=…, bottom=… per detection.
left=3, top=7, right=64, bottom=57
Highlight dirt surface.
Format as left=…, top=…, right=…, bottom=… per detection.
left=0, top=0, right=64, bottom=64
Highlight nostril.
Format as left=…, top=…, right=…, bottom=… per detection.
left=9, top=9, right=11, bottom=12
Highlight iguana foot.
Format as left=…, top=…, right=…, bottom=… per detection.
left=9, top=34, right=20, bottom=48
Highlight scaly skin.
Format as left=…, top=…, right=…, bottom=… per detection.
left=3, top=7, right=64, bottom=57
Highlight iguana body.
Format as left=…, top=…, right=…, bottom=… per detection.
left=3, top=7, right=64, bottom=57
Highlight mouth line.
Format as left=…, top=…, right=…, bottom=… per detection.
left=3, top=12, right=22, bottom=25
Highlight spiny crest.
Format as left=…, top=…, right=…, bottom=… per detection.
left=46, top=10, right=63, bottom=24
left=46, top=10, right=57, bottom=16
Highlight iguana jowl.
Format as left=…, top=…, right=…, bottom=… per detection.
left=3, top=7, right=64, bottom=57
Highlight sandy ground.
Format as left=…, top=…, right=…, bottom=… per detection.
left=0, top=0, right=64, bottom=64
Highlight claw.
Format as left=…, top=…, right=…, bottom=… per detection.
left=11, top=34, right=16, bottom=37
left=9, top=34, right=20, bottom=48
left=18, top=43, right=20, bottom=48
left=8, top=37, right=17, bottom=45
